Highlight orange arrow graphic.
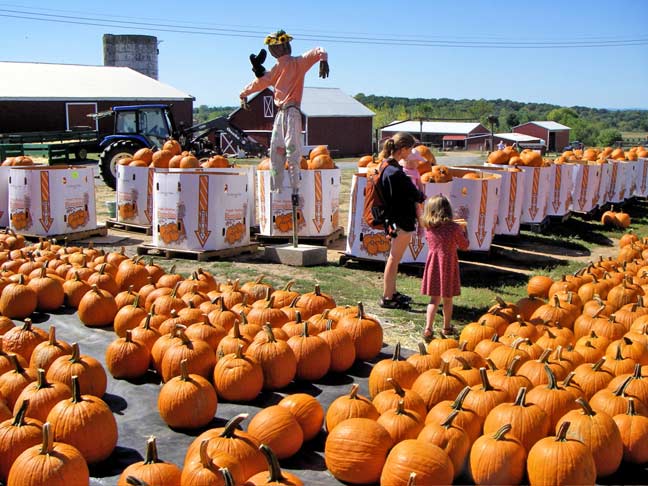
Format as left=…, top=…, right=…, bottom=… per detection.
left=577, top=165, right=589, bottom=210
left=259, top=173, right=266, bottom=231
left=641, top=160, right=648, bottom=194
left=552, top=165, right=563, bottom=213
left=144, top=168, right=154, bottom=223
left=608, top=163, right=618, bottom=201
left=408, top=230, right=425, bottom=259
left=528, top=168, right=540, bottom=220
left=348, top=176, right=358, bottom=245
left=475, top=180, right=488, bottom=247
left=39, top=170, right=53, bottom=231
left=312, top=171, right=325, bottom=232
left=592, top=166, right=603, bottom=208
left=194, top=175, right=211, bottom=247
left=505, top=171, right=518, bottom=231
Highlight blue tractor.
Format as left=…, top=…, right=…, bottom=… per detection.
left=96, top=104, right=266, bottom=189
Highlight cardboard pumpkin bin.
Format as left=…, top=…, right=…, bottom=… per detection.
left=0, top=166, right=10, bottom=227
left=634, top=158, right=648, bottom=198
left=8, top=166, right=97, bottom=236
left=596, top=162, right=612, bottom=207
left=173, top=165, right=257, bottom=229
left=479, top=166, right=525, bottom=235
left=547, top=163, right=574, bottom=217
left=518, top=165, right=552, bottom=224
left=116, top=165, right=155, bottom=226
left=345, top=173, right=393, bottom=262
left=625, top=159, right=642, bottom=198
left=257, top=168, right=341, bottom=237
left=152, top=170, right=249, bottom=251
left=568, top=162, right=602, bottom=214
left=606, top=159, right=631, bottom=203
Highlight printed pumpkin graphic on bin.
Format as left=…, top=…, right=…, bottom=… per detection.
left=362, top=233, right=391, bottom=256
left=11, top=209, right=31, bottom=230
left=274, top=210, right=305, bottom=233
left=118, top=201, right=137, bottom=220
left=67, top=206, right=89, bottom=230
left=225, top=222, right=246, bottom=244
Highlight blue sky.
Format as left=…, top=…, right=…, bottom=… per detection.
left=1, top=0, right=647, bottom=109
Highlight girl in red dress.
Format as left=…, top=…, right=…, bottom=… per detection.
left=420, top=195, right=469, bottom=341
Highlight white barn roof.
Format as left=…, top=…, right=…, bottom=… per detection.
left=301, top=87, right=374, bottom=117
left=383, top=121, right=484, bottom=135
left=494, top=132, right=543, bottom=142
left=0, top=61, right=193, bottom=101
left=519, top=121, right=570, bottom=131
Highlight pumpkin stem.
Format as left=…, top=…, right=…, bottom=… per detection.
left=632, top=363, right=642, bottom=379
left=39, top=422, right=54, bottom=455
left=325, top=319, right=335, bottom=332
left=47, top=325, right=57, bottom=345
left=575, top=397, right=595, bottom=416
left=142, top=314, right=153, bottom=330
left=234, top=344, right=244, bottom=359
left=348, top=383, right=360, bottom=399
left=612, top=375, right=633, bottom=397
left=478, top=367, right=495, bottom=391
left=262, top=324, right=277, bottom=343
left=143, top=436, right=162, bottom=464
left=126, top=477, right=148, bottom=486
left=441, top=409, right=459, bottom=428
left=392, top=342, right=402, bottom=361
left=562, top=372, right=577, bottom=389
left=220, top=413, right=249, bottom=438
left=591, top=357, right=606, bottom=371
left=179, top=359, right=190, bottom=381
left=555, top=421, right=571, bottom=441
left=450, top=386, right=471, bottom=410
left=485, top=358, right=498, bottom=372
left=198, top=439, right=215, bottom=470
left=8, top=353, right=24, bottom=373
left=12, top=399, right=29, bottom=426
left=387, top=377, right=405, bottom=397
left=513, top=387, right=528, bottom=407
left=35, top=368, right=51, bottom=390
left=22, top=317, right=33, bottom=331
left=125, top=330, right=134, bottom=343
left=71, top=375, right=82, bottom=403
left=294, top=311, right=302, bottom=324
left=301, top=321, right=310, bottom=338
left=231, top=319, right=242, bottom=339
left=506, top=355, right=522, bottom=376
left=626, top=397, right=638, bottom=416
left=492, top=423, right=513, bottom=441
left=543, top=364, right=559, bottom=390
left=537, top=347, right=552, bottom=364
left=454, top=356, right=472, bottom=371
left=395, top=399, right=408, bottom=415
left=614, top=343, right=624, bottom=361
left=407, top=472, right=417, bottom=486
left=257, top=443, right=288, bottom=482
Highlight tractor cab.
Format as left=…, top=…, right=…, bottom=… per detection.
left=110, top=104, right=175, bottom=149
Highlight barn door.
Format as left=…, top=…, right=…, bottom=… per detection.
left=66, top=102, right=98, bottom=131
left=220, top=133, right=237, bottom=155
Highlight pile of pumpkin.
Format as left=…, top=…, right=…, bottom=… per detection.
left=487, top=145, right=550, bottom=167
left=556, top=145, right=648, bottom=164
left=317, top=232, right=648, bottom=485
left=0, top=237, right=387, bottom=484
left=601, top=206, right=632, bottom=229
left=1, top=155, right=35, bottom=167
left=117, top=138, right=237, bottom=170
left=257, top=144, right=337, bottom=171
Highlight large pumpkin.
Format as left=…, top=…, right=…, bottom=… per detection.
left=380, top=439, right=453, bottom=486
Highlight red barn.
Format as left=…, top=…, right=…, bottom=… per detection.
left=513, top=121, right=570, bottom=152
left=229, top=87, right=374, bottom=157
left=0, top=61, right=194, bottom=137
left=381, top=121, right=490, bottom=150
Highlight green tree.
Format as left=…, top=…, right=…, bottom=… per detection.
left=597, top=128, right=623, bottom=146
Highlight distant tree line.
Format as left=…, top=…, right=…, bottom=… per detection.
left=193, top=96, right=648, bottom=147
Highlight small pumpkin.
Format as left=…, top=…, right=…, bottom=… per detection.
left=117, top=436, right=182, bottom=486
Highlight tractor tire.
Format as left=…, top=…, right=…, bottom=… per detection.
left=98, top=140, right=141, bottom=190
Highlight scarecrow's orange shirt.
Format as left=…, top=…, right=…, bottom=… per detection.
left=240, top=48, right=327, bottom=108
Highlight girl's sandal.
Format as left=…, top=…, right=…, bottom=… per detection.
left=422, top=328, right=434, bottom=343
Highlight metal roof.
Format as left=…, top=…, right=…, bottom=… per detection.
left=495, top=132, right=543, bottom=142
left=443, top=135, right=467, bottom=141
left=301, top=87, right=374, bottom=117
left=382, top=121, right=485, bottom=135
left=517, top=121, right=570, bottom=131
left=0, top=61, right=194, bottom=101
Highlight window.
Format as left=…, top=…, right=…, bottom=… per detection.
left=263, top=96, right=274, bottom=118
left=116, top=112, right=137, bottom=134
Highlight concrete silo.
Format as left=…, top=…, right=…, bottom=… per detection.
left=103, top=34, right=158, bottom=80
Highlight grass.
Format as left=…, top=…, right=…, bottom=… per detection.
left=78, top=153, right=648, bottom=348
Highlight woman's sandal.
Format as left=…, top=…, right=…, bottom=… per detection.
left=441, top=326, right=459, bottom=337
left=422, top=328, right=434, bottom=343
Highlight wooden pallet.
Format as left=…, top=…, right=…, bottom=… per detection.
left=547, top=212, right=572, bottom=224
left=136, top=243, right=259, bottom=261
left=520, top=216, right=551, bottom=233
left=255, top=227, right=345, bottom=247
left=20, top=225, right=108, bottom=242
left=105, top=218, right=153, bottom=235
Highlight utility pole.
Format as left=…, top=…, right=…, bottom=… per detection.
left=487, top=114, right=498, bottom=152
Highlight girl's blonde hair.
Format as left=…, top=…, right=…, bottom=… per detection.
left=421, top=195, right=454, bottom=228
left=379, top=132, right=416, bottom=160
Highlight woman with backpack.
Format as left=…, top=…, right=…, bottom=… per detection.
left=377, top=132, right=426, bottom=310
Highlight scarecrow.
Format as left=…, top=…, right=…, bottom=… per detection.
left=240, top=30, right=329, bottom=244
